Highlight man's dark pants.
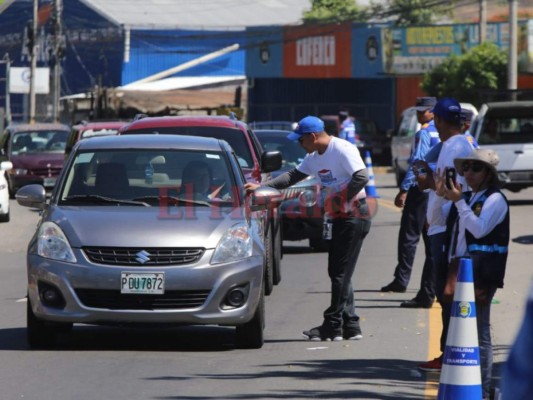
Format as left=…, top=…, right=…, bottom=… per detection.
left=394, top=186, right=435, bottom=303
left=323, top=203, right=372, bottom=331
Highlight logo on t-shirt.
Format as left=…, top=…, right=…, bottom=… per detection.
left=318, top=169, right=336, bottom=186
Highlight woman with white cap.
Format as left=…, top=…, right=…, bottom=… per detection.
left=437, top=148, right=510, bottom=400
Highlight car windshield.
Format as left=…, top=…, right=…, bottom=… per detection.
left=124, top=127, right=254, bottom=169
left=59, top=148, right=239, bottom=207
left=256, top=132, right=306, bottom=169
left=11, top=130, right=68, bottom=155
left=478, top=116, right=533, bottom=145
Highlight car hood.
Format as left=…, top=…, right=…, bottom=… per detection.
left=48, top=206, right=247, bottom=249
left=10, top=153, right=64, bottom=169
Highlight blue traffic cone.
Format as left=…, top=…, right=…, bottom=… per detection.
left=364, top=151, right=379, bottom=198
left=438, top=258, right=482, bottom=400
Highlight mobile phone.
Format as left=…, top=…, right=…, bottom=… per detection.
left=445, top=167, right=456, bottom=190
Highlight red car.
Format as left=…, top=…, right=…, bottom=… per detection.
left=119, top=114, right=283, bottom=295
left=64, top=120, right=126, bottom=159
left=0, top=123, right=70, bottom=196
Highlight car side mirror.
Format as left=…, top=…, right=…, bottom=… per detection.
left=16, top=184, right=46, bottom=210
left=260, top=151, right=282, bottom=173
left=250, top=186, right=283, bottom=211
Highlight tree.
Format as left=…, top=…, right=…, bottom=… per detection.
left=421, top=42, right=508, bottom=106
left=303, top=0, right=451, bottom=26
left=303, top=0, right=367, bottom=23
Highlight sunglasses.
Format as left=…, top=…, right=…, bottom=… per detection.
left=462, top=162, right=485, bottom=173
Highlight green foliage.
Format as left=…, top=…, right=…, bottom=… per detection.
left=389, top=0, right=448, bottom=26
left=303, top=0, right=367, bottom=23
left=421, top=42, right=508, bottom=106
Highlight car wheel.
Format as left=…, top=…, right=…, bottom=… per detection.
left=235, top=286, right=265, bottom=349
left=272, top=219, right=282, bottom=285
left=309, top=237, right=329, bottom=252
left=0, top=210, right=9, bottom=223
left=27, top=300, right=58, bottom=349
left=264, top=229, right=274, bottom=296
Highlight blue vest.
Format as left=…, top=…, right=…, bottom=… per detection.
left=446, top=186, right=510, bottom=288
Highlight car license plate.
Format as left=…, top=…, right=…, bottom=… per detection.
left=120, top=272, right=165, bottom=294
left=43, top=177, right=57, bottom=187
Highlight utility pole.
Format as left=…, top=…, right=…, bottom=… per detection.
left=479, top=0, right=487, bottom=43
left=508, top=0, right=518, bottom=97
left=52, top=0, right=63, bottom=122
left=3, top=53, right=11, bottom=125
left=29, top=0, right=38, bottom=123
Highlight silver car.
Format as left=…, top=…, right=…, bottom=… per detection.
left=17, top=134, right=281, bottom=349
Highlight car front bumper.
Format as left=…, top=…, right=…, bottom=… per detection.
left=27, top=249, right=264, bottom=326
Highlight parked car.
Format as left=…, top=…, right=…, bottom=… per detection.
left=470, top=101, right=533, bottom=192
left=249, top=121, right=295, bottom=131
left=254, top=129, right=327, bottom=251
left=0, top=123, right=70, bottom=196
left=390, top=103, right=478, bottom=186
left=320, top=114, right=391, bottom=165
left=0, top=161, right=12, bottom=222
left=64, top=120, right=125, bottom=159
left=17, top=134, right=282, bottom=349
left=119, top=114, right=283, bottom=296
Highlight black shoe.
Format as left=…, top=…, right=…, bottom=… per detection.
left=302, top=326, right=342, bottom=342
left=381, top=280, right=406, bottom=293
left=400, top=299, right=433, bottom=308
left=343, top=322, right=363, bottom=340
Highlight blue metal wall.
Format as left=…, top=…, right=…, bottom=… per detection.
left=123, top=29, right=245, bottom=85
left=0, top=0, right=123, bottom=120
left=247, top=77, right=395, bottom=133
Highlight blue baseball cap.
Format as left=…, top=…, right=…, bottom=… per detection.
left=415, top=97, right=437, bottom=112
left=287, top=116, right=325, bottom=142
left=432, top=97, right=461, bottom=123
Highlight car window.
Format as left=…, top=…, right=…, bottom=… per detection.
left=256, top=133, right=306, bottom=169
left=10, top=130, right=68, bottom=155
left=123, top=127, right=254, bottom=169
left=397, top=109, right=418, bottom=138
left=59, top=149, right=238, bottom=206
left=478, top=117, right=533, bottom=145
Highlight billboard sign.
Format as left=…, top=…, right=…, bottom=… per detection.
left=9, top=67, right=50, bottom=94
left=283, top=22, right=352, bottom=78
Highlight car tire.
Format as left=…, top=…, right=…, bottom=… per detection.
left=0, top=210, right=9, bottom=223
left=264, top=229, right=274, bottom=296
left=272, top=219, right=282, bottom=285
left=235, top=286, right=265, bottom=349
left=309, top=237, right=329, bottom=252
left=27, top=300, right=58, bottom=349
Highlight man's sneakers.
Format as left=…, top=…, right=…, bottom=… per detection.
left=380, top=280, right=407, bottom=293
left=302, top=323, right=363, bottom=341
left=302, top=326, right=342, bottom=341
left=343, top=326, right=363, bottom=340
left=418, top=355, right=443, bottom=372
left=400, top=298, right=434, bottom=308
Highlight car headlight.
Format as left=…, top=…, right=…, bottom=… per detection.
left=299, top=187, right=318, bottom=207
left=211, top=223, right=252, bottom=264
left=37, top=221, right=77, bottom=263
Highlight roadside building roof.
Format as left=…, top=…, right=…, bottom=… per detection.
left=81, top=0, right=311, bottom=29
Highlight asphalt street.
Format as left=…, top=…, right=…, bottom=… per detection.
left=0, top=170, right=532, bottom=399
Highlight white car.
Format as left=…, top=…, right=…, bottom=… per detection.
left=470, top=101, right=533, bottom=192
left=0, top=161, right=13, bottom=222
left=391, top=102, right=478, bottom=186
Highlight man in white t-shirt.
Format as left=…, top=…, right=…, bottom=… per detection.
left=416, top=97, right=475, bottom=373
left=245, top=116, right=372, bottom=341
